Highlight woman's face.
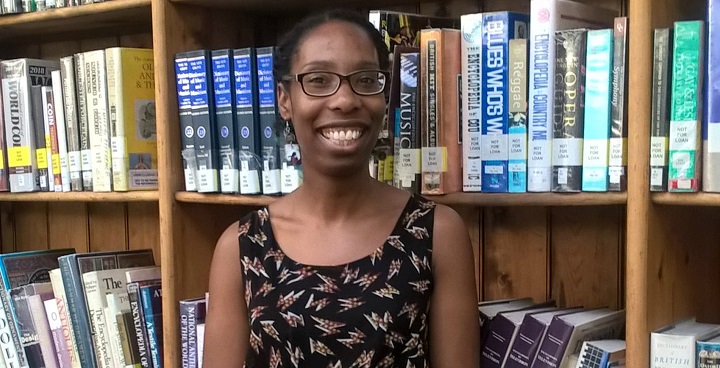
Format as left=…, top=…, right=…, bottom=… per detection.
left=278, top=21, right=386, bottom=177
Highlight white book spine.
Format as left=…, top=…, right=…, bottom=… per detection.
left=461, top=13, right=484, bottom=192
left=105, top=48, right=129, bottom=192
left=84, top=50, right=113, bottom=192
left=651, top=333, right=698, bottom=368
left=75, top=53, right=93, bottom=191
left=82, top=272, right=113, bottom=368
left=52, top=70, right=71, bottom=192
left=2, top=60, right=38, bottom=192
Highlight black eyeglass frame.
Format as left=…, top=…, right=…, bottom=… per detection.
left=283, top=70, right=390, bottom=97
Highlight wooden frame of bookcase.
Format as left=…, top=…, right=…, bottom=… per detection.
left=1, top=0, right=718, bottom=367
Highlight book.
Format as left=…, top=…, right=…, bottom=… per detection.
left=256, top=46, right=282, bottom=196
left=394, top=48, right=421, bottom=193
left=650, top=28, right=673, bottom=192
left=105, top=47, right=158, bottom=191
left=187, top=50, right=219, bottom=193
left=174, top=53, right=198, bottom=192
left=180, top=297, right=207, bottom=368
left=575, top=339, right=626, bottom=368
left=552, top=29, right=588, bottom=193
left=9, top=282, right=57, bottom=368
left=478, top=297, right=536, bottom=342
left=74, top=52, right=93, bottom=191
left=608, top=17, right=629, bottom=191
left=419, top=28, right=462, bottom=195
left=461, top=13, right=483, bottom=192
left=581, top=28, right=614, bottom=192
left=233, top=47, right=263, bottom=195
left=1, top=58, right=59, bottom=193
left=31, top=85, right=50, bottom=192
left=84, top=50, right=113, bottom=192
left=211, top=49, right=239, bottom=194
left=51, top=70, right=71, bottom=192
left=651, top=318, right=720, bottom=368
left=59, top=55, right=83, bottom=192
left=508, top=38, right=529, bottom=193
left=697, top=334, right=720, bottom=368
left=668, top=20, right=705, bottom=192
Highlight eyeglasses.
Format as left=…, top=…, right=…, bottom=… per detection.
left=285, top=70, right=389, bottom=97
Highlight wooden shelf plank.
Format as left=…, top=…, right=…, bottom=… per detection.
left=169, top=0, right=421, bottom=12
left=652, top=192, right=720, bottom=206
left=0, top=0, right=152, bottom=44
left=0, top=190, right=158, bottom=202
left=176, top=191, right=627, bottom=207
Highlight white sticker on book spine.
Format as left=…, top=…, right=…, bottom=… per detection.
left=650, top=137, right=667, bottom=166
left=240, top=170, right=260, bottom=194
left=650, top=168, right=663, bottom=187
left=69, top=152, right=82, bottom=173
left=558, top=167, right=568, bottom=185
left=263, top=169, right=280, bottom=194
left=609, top=137, right=625, bottom=166
left=422, top=147, right=447, bottom=173
left=552, top=138, right=583, bottom=166
left=708, top=122, right=720, bottom=153
left=398, top=148, right=420, bottom=176
left=669, top=120, right=697, bottom=151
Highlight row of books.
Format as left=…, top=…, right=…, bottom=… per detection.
left=0, top=0, right=107, bottom=15
left=650, top=1, right=720, bottom=192
left=478, top=297, right=625, bottom=368
left=174, top=48, right=303, bottom=195
left=0, top=48, right=159, bottom=193
left=650, top=318, right=720, bottom=368
left=0, top=248, right=159, bottom=368
left=369, top=3, right=629, bottom=195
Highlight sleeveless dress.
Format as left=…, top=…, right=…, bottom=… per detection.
left=237, top=194, right=436, bottom=368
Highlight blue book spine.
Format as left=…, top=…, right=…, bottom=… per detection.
left=212, top=49, right=239, bottom=194
left=58, top=255, right=98, bottom=368
left=174, top=54, right=198, bottom=192
left=140, top=284, right=163, bottom=368
left=481, top=12, right=529, bottom=192
left=256, top=47, right=281, bottom=195
left=704, top=0, right=720, bottom=191
left=234, top=47, right=262, bottom=195
left=188, top=50, right=219, bottom=193
left=581, top=29, right=614, bottom=192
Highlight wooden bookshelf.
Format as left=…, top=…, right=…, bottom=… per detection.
left=169, top=0, right=422, bottom=12
left=0, top=191, right=159, bottom=202
left=0, top=0, right=152, bottom=44
left=175, top=191, right=627, bottom=207
left=651, top=192, right=720, bottom=206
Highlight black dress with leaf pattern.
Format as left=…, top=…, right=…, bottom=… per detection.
left=238, top=194, right=436, bottom=368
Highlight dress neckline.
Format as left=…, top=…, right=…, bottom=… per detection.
left=261, top=194, right=415, bottom=270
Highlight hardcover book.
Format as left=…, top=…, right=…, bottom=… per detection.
left=233, top=47, right=262, bottom=195
left=668, top=20, right=705, bottom=192
left=608, top=17, right=629, bottom=191
left=703, top=0, right=720, bottom=191
left=650, top=28, right=673, bottom=192
left=174, top=53, right=198, bottom=192
left=651, top=318, right=720, bottom=368
left=211, top=49, right=239, bottom=194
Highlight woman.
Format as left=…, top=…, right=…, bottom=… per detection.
left=203, top=9, right=479, bottom=367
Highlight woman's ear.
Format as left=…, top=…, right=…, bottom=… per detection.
left=277, top=83, right=292, bottom=121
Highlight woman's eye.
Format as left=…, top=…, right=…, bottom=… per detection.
left=305, top=74, right=330, bottom=84
left=357, top=76, right=377, bottom=85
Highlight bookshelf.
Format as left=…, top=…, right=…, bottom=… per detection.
left=0, top=0, right=717, bottom=367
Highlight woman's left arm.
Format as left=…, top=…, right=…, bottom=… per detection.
left=430, top=204, right=480, bottom=368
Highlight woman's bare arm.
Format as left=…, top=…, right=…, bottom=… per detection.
left=429, top=204, right=480, bottom=368
left=202, top=221, right=249, bottom=368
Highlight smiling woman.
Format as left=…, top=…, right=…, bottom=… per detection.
left=202, top=8, right=480, bottom=368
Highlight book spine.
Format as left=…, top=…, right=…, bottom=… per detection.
left=82, top=273, right=113, bottom=368
left=44, top=299, right=72, bottom=368
left=75, top=53, right=93, bottom=191
left=256, top=47, right=281, bottom=195
left=532, top=319, right=574, bottom=368
left=59, top=257, right=98, bottom=368
left=28, top=294, right=60, bottom=368
left=9, top=288, right=40, bottom=368
left=127, top=283, right=151, bottom=368
left=52, top=70, right=71, bottom=192
left=650, top=28, right=673, bottom=192
left=140, top=285, right=162, bottom=368
left=650, top=332, right=698, bottom=368
left=60, top=56, right=82, bottom=192
left=608, top=17, right=629, bottom=191
left=509, top=38, right=528, bottom=193
left=179, top=301, right=200, bottom=368
left=0, top=80, right=8, bottom=191
left=49, top=269, right=81, bottom=368
left=552, top=29, right=587, bottom=193
left=396, top=51, right=421, bottom=193
left=188, top=51, right=219, bottom=193
left=30, top=85, right=50, bottom=192
left=697, top=341, right=720, bottom=368
left=420, top=29, right=462, bottom=195
left=0, top=289, right=25, bottom=367
left=44, top=86, right=64, bottom=192
left=212, top=49, right=239, bottom=194
left=174, top=55, right=198, bottom=192
left=106, top=48, right=129, bottom=192
left=481, top=314, right=519, bottom=368
left=581, top=29, right=613, bottom=192
left=85, top=51, right=113, bottom=192
left=461, top=13, right=483, bottom=192
left=2, top=59, right=39, bottom=192
left=233, top=48, right=262, bottom=195
left=527, top=0, right=557, bottom=192
left=668, top=20, right=705, bottom=192
left=704, top=0, right=720, bottom=191
left=505, top=315, right=549, bottom=368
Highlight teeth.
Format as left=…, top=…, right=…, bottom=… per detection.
left=321, top=128, right=364, bottom=144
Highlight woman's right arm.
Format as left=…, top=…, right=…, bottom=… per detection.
left=202, top=221, right=249, bottom=368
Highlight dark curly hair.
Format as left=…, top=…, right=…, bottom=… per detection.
left=274, top=8, right=390, bottom=89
